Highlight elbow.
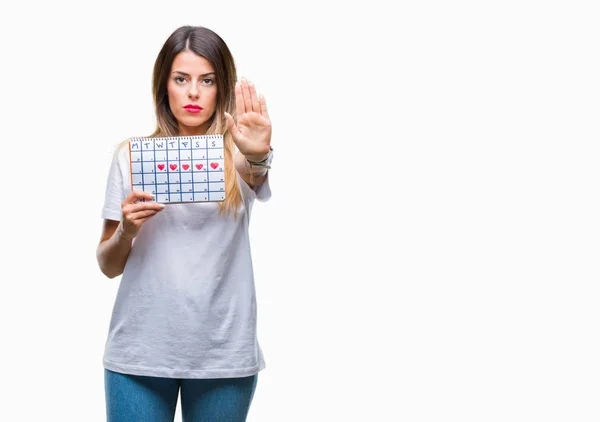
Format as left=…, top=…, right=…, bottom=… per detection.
left=96, top=249, right=123, bottom=279
left=103, top=268, right=122, bottom=279
left=99, top=264, right=123, bottom=279
left=98, top=259, right=123, bottom=279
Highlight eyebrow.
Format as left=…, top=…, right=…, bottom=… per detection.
left=172, top=71, right=216, bottom=77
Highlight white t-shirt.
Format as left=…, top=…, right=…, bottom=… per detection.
left=100, top=142, right=270, bottom=379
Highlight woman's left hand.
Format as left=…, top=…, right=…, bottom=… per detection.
left=224, top=77, right=272, bottom=162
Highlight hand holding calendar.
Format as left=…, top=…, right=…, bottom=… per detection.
left=224, top=77, right=272, bottom=162
left=120, top=191, right=165, bottom=239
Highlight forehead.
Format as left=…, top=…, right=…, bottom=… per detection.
left=170, top=51, right=214, bottom=74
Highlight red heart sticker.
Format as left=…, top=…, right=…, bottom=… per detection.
left=210, top=162, right=219, bottom=169
left=182, top=164, right=190, bottom=170
left=170, top=164, right=178, bottom=171
left=195, top=164, right=203, bottom=170
left=157, top=164, right=165, bottom=171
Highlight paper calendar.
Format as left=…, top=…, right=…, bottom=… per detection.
left=129, top=134, right=226, bottom=203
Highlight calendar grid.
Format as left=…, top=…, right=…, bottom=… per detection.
left=166, top=138, right=171, bottom=202
left=129, top=134, right=225, bottom=203
left=153, top=139, right=157, bottom=201
left=206, top=141, right=211, bottom=201
left=178, top=138, right=183, bottom=200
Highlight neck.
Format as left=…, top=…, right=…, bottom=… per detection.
left=178, top=121, right=212, bottom=137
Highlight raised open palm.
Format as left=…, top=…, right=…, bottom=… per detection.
left=224, top=77, right=272, bottom=162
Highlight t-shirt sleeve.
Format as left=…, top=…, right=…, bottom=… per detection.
left=101, top=144, right=127, bottom=221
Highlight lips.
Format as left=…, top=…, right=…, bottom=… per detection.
left=184, top=105, right=202, bottom=111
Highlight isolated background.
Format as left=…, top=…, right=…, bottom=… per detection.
left=0, top=0, right=598, bottom=421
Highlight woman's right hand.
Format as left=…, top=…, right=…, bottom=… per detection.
left=120, top=191, right=166, bottom=240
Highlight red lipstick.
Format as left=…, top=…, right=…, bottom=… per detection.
left=184, top=104, right=203, bottom=113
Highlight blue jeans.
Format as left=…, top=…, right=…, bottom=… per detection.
left=104, top=369, right=258, bottom=422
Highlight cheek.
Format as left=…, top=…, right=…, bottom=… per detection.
left=167, top=96, right=177, bottom=114
left=166, top=82, right=180, bottom=101
left=208, top=90, right=218, bottom=108
left=167, top=87, right=183, bottom=114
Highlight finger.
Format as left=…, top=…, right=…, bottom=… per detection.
left=259, top=94, right=270, bottom=120
left=241, top=77, right=252, bottom=114
left=124, top=190, right=154, bottom=204
left=234, top=82, right=245, bottom=116
left=123, top=215, right=153, bottom=231
left=248, top=81, right=260, bottom=113
left=124, top=201, right=165, bottom=215
left=136, top=216, right=153, bottom=225
left=126, top=209, right=162, bottom=221
left=136, top=202, right=166, bottom=212
left=225, top=112, right=250, bottom=153
left=224, top=112, right=243, bottom=141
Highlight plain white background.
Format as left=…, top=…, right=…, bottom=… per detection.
left=0, top=0, right=599, bottom=420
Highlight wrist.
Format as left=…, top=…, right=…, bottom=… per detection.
left=245, top=152, right=269, bottom=163
left=246, top=146, right=273, bottom=169
left=116, top=221, right=135, bottom=243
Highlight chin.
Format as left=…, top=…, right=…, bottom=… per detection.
left=178, top=120, right=211, bottom=134
left=178, top=116, right=207, bottom=126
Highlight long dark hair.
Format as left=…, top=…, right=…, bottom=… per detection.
left=151, top=26, right=242, bottom=216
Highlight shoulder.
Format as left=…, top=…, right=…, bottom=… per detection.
left=109, top=139, right=132, bottom=163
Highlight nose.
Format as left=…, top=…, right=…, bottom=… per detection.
left=188, top=82, right=200, bottom=100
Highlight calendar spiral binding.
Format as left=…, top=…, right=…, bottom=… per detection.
left=129, top=134, right=222, bottom=143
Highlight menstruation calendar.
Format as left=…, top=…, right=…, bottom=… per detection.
left=129, top=134, right=225, bottom=203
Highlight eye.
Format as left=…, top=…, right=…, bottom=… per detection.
left=174, top=76, right=186, bottom=84
left=202, top=78, right=215, bottom=85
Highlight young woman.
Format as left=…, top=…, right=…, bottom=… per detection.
left=97, top=25, right=272, bottom=421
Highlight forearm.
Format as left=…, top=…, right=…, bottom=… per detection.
left=96, top=222, right=134, bottom=279
left=234, top=151, right=268, bottom=188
